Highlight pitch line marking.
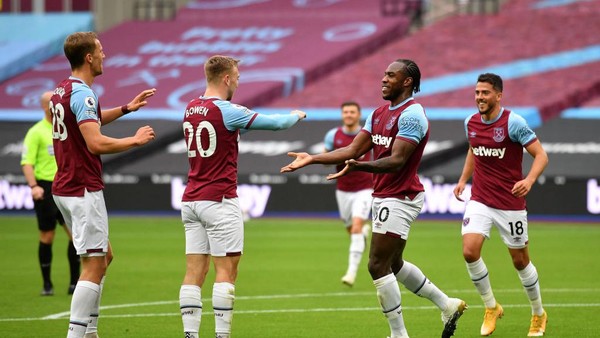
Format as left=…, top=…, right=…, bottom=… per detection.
left=2, top=303, right=599, bottom=322
left=39, top=287, right=600, bottom=320
left=1, top=288, right=598, bottom=322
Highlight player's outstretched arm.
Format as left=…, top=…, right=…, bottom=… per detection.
left=349, top=138, right=417, bottom=174
left=248, top=110, right=306, bottom=131
left=290, top=109, right=307, bottom=120
left=80, top=122, right=155, bottom=155
left=281, top=132, right=372, bottom=173
left=281, top=152, right=312, bottom=172
left=101, top=88, right=157, bottom=125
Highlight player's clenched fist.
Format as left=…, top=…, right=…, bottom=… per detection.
left=134, top=125, right=155, bottom=145
left=291, top=110, right=307, bottom=120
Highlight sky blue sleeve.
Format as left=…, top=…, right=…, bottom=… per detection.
left=216, top=100, right=300, bottom=131
left=215, top=100, right=256, bottom=131
left=70, top=84, right=99, bottom=123
left=463, top=115, right=471, bottom=139
left=249, top=113, right=300, bottom=130
left=508, top=112, right=537, bottom=145
left=396, top=104, right=428, bottom=143
left=323, top=128, right=337, bottom=151
left=363, top=111, right=374, bottom=133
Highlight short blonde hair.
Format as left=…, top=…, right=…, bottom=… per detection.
left=204, top=55, right=240, bottom=84
left=64, top=31, right=98, bottom=70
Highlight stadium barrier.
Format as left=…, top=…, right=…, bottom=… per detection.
left=1, top=175, right=599, bottom=217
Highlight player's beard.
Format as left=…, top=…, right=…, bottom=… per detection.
left=92, top=63, right=103, bottom=77
left=382, top=85, right=401, bottom=102
left=382, top=91, right=397, bottom=102
left=478, top=101, right=494, bottom=115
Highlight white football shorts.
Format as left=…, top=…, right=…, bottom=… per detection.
left=53, top=189, right=108, bottom=257
left=336, top=188, right=373, bottom=227
left=461, top=200, right=529, bottom=248
left=181, top=197, right=244, bottom=257
left=371, top=193, right=424, bottom=239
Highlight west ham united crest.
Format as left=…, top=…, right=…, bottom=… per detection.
left=493, top=127, right=505, bottom=142
left=462, top=217, right=470, bottom=227
left=386, top=116, right=397, bottom=130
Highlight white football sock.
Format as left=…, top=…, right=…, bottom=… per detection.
left=67, top=281, right=99, bottom=338
left=374, top=273, right=407, bottom=337
left=395, top=260, right=449, bottom=311
left=517, top=262, right=544, bottom=315
left=466, top=258, right=496, bottom=308
left=180, top=284, right=202, bottom=337
left=346, top=233, right=365, bottom=277
left=213, top=282, right=235, bottom=338
left=85, top=276, right=105, bottom=334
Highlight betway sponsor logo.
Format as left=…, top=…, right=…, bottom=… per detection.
left=372, top=134, right=392, bottom=148
left=0, top=180, right=34, bottom=210
left=472, top=146, right=506, bottom=159
left=421, top=177, right=468, bottom=214
left=587, top=179, right=600, bottom=214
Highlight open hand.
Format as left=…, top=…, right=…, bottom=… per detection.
left=125, top=88, right=157, bottom=112
left=326, top=159, right=357, bottom=180
left=281, top=152, right=311, bottom=172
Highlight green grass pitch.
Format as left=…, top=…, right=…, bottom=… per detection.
left=1, top=215, right=599, bottom=337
